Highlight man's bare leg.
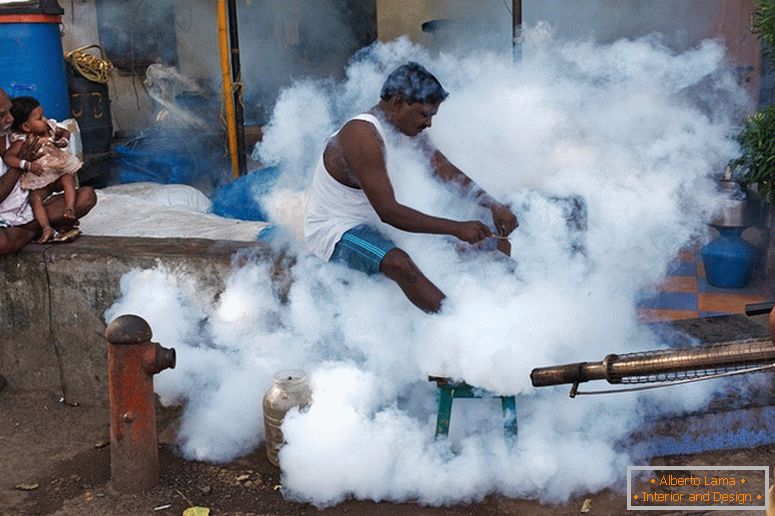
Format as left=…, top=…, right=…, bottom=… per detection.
left=0, top=226, right=34, bottom=254
left=380, top=248, right=446, bottom=313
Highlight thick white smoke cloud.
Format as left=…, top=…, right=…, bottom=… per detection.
left=106, top=29, right=749, bottom=506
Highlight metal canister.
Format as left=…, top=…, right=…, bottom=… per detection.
left=262, top=369, right=311, bottom=468
left=712, top=179, right=761, bottom=228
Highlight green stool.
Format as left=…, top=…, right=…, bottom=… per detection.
left=428, top=375, right=518, bottom=441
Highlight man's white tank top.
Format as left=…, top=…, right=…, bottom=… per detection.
left=303, top=113, right=386, bottom=261
left=0, top=132, right=33, bottom=226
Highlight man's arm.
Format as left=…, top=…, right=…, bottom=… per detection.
left=0, top=162, right=23, bottom=203
left=339, top=120, right=491, bottom=244
left=3, top=140, right=44, bottom=175
left=0, top=137, right=43, bottom=202
left=425, top=142, right=519, bottom=237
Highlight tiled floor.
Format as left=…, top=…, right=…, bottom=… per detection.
left=637, top=247, right=774, bottom=322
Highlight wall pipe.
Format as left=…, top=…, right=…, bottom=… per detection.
left=217, top=0, right=240, bottom=179
left=227, top=0, right=247, bottom=176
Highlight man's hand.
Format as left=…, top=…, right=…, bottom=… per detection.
left=28, top=161, right=45, bottom=176
left=454, top=220, right=492, bottom=244
left=491, top=202, right=518, bottom=236
left=17, top=136, right=44, bottom=162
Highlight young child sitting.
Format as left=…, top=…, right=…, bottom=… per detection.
left=2, top=96, right=82, bottom=243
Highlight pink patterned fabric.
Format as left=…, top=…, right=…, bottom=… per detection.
left=12, top=120, right=81, bottom=191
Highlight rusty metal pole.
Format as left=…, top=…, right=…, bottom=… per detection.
left=227, top=0, right=247, bottom=176
left=105, top=315, right=176, bottom=493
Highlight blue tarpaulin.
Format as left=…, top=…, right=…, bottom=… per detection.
left=211, top=166, right=282, bottom=222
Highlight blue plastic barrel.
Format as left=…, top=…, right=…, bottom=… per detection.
left=0, top=13, right=70, bottom=121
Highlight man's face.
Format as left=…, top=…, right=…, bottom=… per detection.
left=0, top=94, right=12, bottom=133
left=394, top=99, right=439, bottom=137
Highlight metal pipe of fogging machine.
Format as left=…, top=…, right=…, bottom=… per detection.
left=745, top=301, right=774, bottom=316
left=218, top=0, right=240, bottom=179
left=227, top=0, right=247, bottom=177
left=531, top=338, right=775, bottom=392
left=105, top=315, right=176, bottom=493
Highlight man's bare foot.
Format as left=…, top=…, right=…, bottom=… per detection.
left=63, top=207, right=77, bottom=221
left=37, top=226, right=55, bottom=243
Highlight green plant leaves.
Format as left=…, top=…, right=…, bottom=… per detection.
left=754, top=0, right=775, bottom=66
left=731, top=106, right=775, bottom=202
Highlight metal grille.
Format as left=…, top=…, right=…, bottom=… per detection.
left=609, top=338, right=775, bottom=384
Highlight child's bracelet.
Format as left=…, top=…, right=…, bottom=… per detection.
left=18, top=160, right=29, bottom=171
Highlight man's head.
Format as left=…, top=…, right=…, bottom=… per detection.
left=0, top=89, right=13, bottom=134
left=379, top=62, right=448, bottom=136
left=380, top=62, right=448, bottom=105
left=10, top=96, right=47, bottom=136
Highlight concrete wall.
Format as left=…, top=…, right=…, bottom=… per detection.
left=376, top=0, right=511, bottom=52
left=59, top=0, right=375, bottom=134
left=53, top=1, right=766, bottom=135
left=0, top=236, right=278, bottom=406
left=376, top=0, right=762, bottom=99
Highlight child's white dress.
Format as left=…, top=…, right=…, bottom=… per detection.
left=13, top=120, right=81, bottom=191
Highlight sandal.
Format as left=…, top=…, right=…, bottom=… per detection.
left=50, top=227, right=81, bottom=243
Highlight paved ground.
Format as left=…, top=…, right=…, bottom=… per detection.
left=1, top=314, right=773, bottom=515
left=2, top=385, right=775, bottom=515
left=0, top=387, right=630, bottom=515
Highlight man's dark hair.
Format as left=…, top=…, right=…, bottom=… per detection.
left=10, top=96, right=40, bottom=132
left=380, top=62, right=449, bottom=105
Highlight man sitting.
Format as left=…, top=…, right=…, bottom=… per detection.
left=303, top=62, right=518, bottom=312
left=0, top=87, right=96, bottom=254
left=0, top=86, right=98, bottom=391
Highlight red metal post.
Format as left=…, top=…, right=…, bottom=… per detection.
left=105, top=314, right=176, bottom=493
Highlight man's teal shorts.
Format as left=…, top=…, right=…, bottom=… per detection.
left=330, top=224, right=397, bottom=275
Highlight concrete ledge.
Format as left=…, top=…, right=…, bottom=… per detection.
left=0, top=236, right=275, bottom=406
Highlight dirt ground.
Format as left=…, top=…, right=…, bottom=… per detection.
left=1, top=385, right=775, bottom=516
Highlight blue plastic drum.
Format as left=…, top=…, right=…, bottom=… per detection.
left=0, top=14, right=70, bottom=121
